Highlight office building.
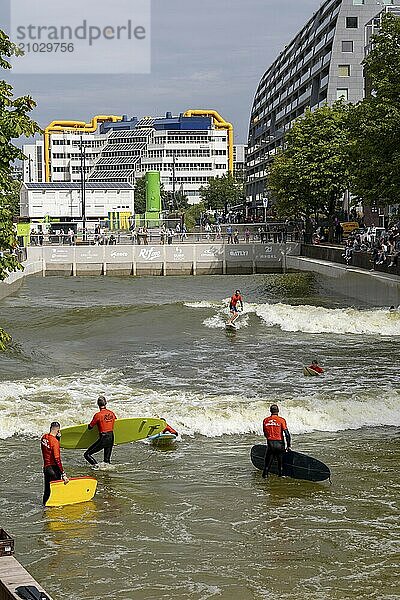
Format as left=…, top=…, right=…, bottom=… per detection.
left=246, top=0, right=395, bottom=204
left=23, top=111, right=232, bottom=206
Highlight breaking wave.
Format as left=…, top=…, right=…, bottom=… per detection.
left=0, top=368, right=399, bottom=439
left=185, top=301, right=400, bottom=336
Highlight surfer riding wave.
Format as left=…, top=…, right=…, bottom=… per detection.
left=228, top=290, right=243, bottom=325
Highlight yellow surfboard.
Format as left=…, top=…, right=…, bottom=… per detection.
left=60, top=418, right=165, bottom=449
left=303, top=366, right=321, bottom=377
left=46, top=477, right=97, bottom=507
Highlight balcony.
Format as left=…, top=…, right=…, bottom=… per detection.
left=303, top=49, right=314, bottom=65
left=315, top=38, right=325, bottom=54
left=298, top=87, right=312, bottom=105
left=322, top=51, right=332, bottom=66
left=311, top=58, right=323, bottom=75
left=320, top=74, right=329, bottom=89
left=300, top=70, right=310, bottom=85
left=276, top=107, right=286, bottom=121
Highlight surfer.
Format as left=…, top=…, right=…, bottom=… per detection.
left=161, top=420, right=179, bottom=436
left=262, top=404, right=291, bottom=478
left=83, top=396, right=117, bottom=467
left=308, top=360, right=324, bottom=374
left=228, top=290, right=243, bottom=325
left=41, top=421, right=69, bottom=505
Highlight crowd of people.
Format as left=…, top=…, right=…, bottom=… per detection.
left=341, top=223, right=400, bottom=268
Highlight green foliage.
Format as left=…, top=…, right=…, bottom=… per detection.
left=348, top=13, right=400, bottom=207
left=174, top=191, right=189, bottom=211
left=184, top=202, right=205, bottom=231
left=199, top=172, right=244, bottom=210
left=268, top=103, right=351, bottom=224
left=134, top=175, right=146, bottom=214
left=363, top=12, right=400, bottom=103
left=0, top=30, right=41, bottom=282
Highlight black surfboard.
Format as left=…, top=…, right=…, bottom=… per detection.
left=250, top=445, right=330, bottom=482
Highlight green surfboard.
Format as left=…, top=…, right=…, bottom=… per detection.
left=60, top=418, right=165, bottom=449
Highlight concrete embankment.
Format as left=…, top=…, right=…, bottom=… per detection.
left=287, top=255, right=400, bottom=306
left=0, top=259, right=42, bottom=301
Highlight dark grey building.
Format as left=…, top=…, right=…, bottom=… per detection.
left=247, top=0, right=395, bottom=204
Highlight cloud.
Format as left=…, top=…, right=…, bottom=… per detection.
left=8, top=0, right=322, bottom=142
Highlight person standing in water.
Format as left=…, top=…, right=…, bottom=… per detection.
left=41, top=421, right=69, bottom=505
left=228, top=290, right=243, bottom=324
left=84, top=396, right=117, bottom=466
left=262, top=404, right=291, bottom=478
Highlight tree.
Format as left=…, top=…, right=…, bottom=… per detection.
left=133, top=175, right=146, bottom=214
left=268, top=103, right=351, bottom=235
left=0, top=30, right=40, bottom=351
left=184, top=202, right=205, bottom=231
left=199, top=172, right=244, bottom=211
left=347, top=13, right=400, bottom=208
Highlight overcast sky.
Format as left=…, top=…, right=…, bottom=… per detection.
left=6, top=0, right=322, bottom=143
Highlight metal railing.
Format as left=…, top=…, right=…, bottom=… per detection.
left=25, top=223, right=303, bottom=246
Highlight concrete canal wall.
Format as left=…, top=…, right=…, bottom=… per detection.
left=0, top=259, right=42, bottom=301
left=27, top=243, right=301, bottom=277
left=287, top=255, right=400, bottom=306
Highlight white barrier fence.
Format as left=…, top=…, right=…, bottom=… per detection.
left=28, top=243, right=301, bottom=276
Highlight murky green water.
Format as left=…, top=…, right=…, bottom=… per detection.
left=1, top=274, right=399, bottom=599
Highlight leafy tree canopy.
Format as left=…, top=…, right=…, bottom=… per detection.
left=0, top=30, right=40, bottom=281
left=0, top=30, right=40, bottom=351
left=268, top=102, right=351, bottom=222
left=348, top=13, right=400, bottom=206
left=199, top=172, right=244, bottom=211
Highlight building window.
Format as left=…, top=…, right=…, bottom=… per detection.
left=337, top=89, right=348, bottom=101
left=346, top=17, right=358, bottom=28
left=342, top=41, right=354, bottom=52
left=338, top=65, right=350, bottom=77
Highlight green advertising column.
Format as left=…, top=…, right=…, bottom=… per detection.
left=145, top=171, right=161, bottom=226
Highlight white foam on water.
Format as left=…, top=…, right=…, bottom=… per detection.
left=0, top=369, right=398, bottom=439
left=255, top=303, right=400, bottom=336
left=185, top=298, right=400, bottom=336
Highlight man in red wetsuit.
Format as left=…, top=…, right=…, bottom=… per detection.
left=309, top=360, right=324, bottom=374
left=161, top=419, right=178, bottom=436
left=41, top=421, right=69, bottom=505
left=228, top=289, right=243, bottom=324
left=84, top=396, right=117, bottom=466
left=262, top=404, right=291, bottom=478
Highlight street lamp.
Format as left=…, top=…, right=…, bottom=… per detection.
left=79, top=136, right=86, bottom=242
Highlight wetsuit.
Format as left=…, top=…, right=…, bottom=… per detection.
left=262, top=415, right=291, bottom=477
left=162, top=424, right=178, bottom=436
left=41, top=433, right=65, bottom=505
left=84, top=407, right=117, bottom=465
left=229, top=293, right=243, bottom=314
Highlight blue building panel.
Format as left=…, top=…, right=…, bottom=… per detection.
left=153, top=116, right=212, bottom=131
